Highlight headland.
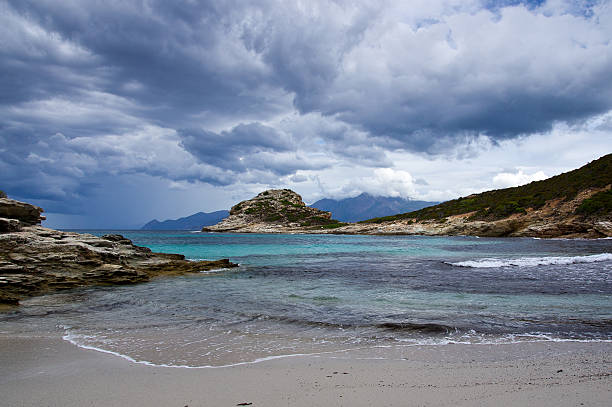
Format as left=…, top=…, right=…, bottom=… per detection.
left=203, top=154, right=612, bottom=238
left=0, top=196, right=236, bottom=305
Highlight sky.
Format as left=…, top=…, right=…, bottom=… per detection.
left=1, top=0, right=611, bottom=228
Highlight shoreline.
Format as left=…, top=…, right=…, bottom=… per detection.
left=1, top=333, right=610, bottom=406
left=63, top=334, right=612, bottom=370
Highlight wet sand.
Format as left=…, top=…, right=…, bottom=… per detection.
left=1, top=335, right=610, bottom=406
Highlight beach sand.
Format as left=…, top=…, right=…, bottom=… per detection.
left=1, top=335, right=610, bottom=407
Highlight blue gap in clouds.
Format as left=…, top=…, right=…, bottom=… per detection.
left=482, top=0, right=599, bottom=18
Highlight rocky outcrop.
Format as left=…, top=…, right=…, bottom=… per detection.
left=203, top=189, right=342, bottom=233
left=0, top=199, right=237, bottom=305
left=0, top=198, right=45, bottom=230
left=202, top=187, right=611, bottom=238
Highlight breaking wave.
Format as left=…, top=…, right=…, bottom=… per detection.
left=447, top=253, right=612, bottom=268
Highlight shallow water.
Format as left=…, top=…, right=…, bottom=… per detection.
left=1, top=232, right=611, bottom=367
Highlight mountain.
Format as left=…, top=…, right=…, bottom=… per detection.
left=310, top=193, right=438, bottom=223
left=142, top=210, right=229, bottom=230
left=199, top=154, right=612, bottom=238
left=203, top=189, right=344, bottom=233
left=364, top=153, right=612, bottom=223
left=335, top=153, right=612, bottom=238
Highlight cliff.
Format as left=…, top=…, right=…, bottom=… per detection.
left=203, top=189, right=344, bottom=233
left=0, top=197, right=237, bottom=305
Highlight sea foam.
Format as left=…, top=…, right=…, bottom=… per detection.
left=447, top=253, right=612, bottom=268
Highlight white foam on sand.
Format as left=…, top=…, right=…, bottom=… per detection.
left=61, top=328, right=612, bottom=369
left=447, top=253, right=612, bottom=268
left=61, top=330, right=361, bottom=369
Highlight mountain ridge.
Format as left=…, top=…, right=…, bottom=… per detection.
left=310, top=193, right=437, bottom=222
left=145, top=193, right=432, bottom=230
left=142, top=210, right=229, bottom=230
left=363, top=153, right=612, bottom=224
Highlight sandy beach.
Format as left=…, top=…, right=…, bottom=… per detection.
left=1, top=334, right=610, bottom=407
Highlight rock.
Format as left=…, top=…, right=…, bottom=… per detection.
left=0, top=198, right=44, bottom=226
left=203, top=189, right=340, bottom=233
left=198, top=186, right=612, bottom=238
left=0, top=224, right=238, bottom=304
left=593, top=221, right=612, bottom=236
left=0, top=218, right=22, bottom=233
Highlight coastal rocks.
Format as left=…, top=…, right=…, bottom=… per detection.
left=203, top=189, right=341, bottom=233
left=0, top=218, right=22, bottom=233
left=593, top=221, right=612, bottom=236
left=0, top=198, right=45, bottom=226
left=327, top=190, right=612, bottom=238
left=0, top=198, right=238, bottom=305
left=199, top=185, right=612, bottom=238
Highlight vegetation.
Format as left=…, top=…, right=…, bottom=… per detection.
left=576, top=189, right=612, bottom=216
left=280, top=199, right=302, bottom=208
left=362, top=154, right=612, bottom=223
left=265, top=214, right=282, bottom=222
left=0, top=190, right=6, bottom=199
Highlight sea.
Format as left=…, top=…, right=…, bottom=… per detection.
left=1, top=231, right=611, bottom=368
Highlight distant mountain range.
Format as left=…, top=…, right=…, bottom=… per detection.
left=141, top=210, right=229, bottom=230
left=310, top=193, right=438, bottom=223
left=141, top=194, right=438, bottom=229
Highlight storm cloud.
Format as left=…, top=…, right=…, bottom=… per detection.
left=1, top=0, right=611, bottom=226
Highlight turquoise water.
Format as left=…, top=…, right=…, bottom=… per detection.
left=2, top=232, right=611, bottom=367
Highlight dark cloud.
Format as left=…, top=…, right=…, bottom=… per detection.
left=4, top=1, right=611, bottom=144
left=2, top=0, right=287, bottom=129
left=179, top=123, right=329, bottom=176
left=1, top=0, right=611, bottom=224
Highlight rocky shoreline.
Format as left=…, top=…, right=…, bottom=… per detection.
left=0, top=197, right=237, bottom=305
left=325, top=187, right=612, bottom=238
left=201, top=187, right=612, bottom=239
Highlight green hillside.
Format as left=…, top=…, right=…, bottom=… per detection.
left=362, top=154, right=612, bottom=224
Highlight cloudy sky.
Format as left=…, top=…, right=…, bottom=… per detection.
left=1, top=0, right=611, bottom=228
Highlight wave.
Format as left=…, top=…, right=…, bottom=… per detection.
left=376, top=322, right=454, bottom=334
left=62, top=329, right=612, bottom=370
left=62, top=330, right=347, bottom=369
left=198, top=267, right=237, bottom=273
left=447, top=253, right=612, bottom=268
